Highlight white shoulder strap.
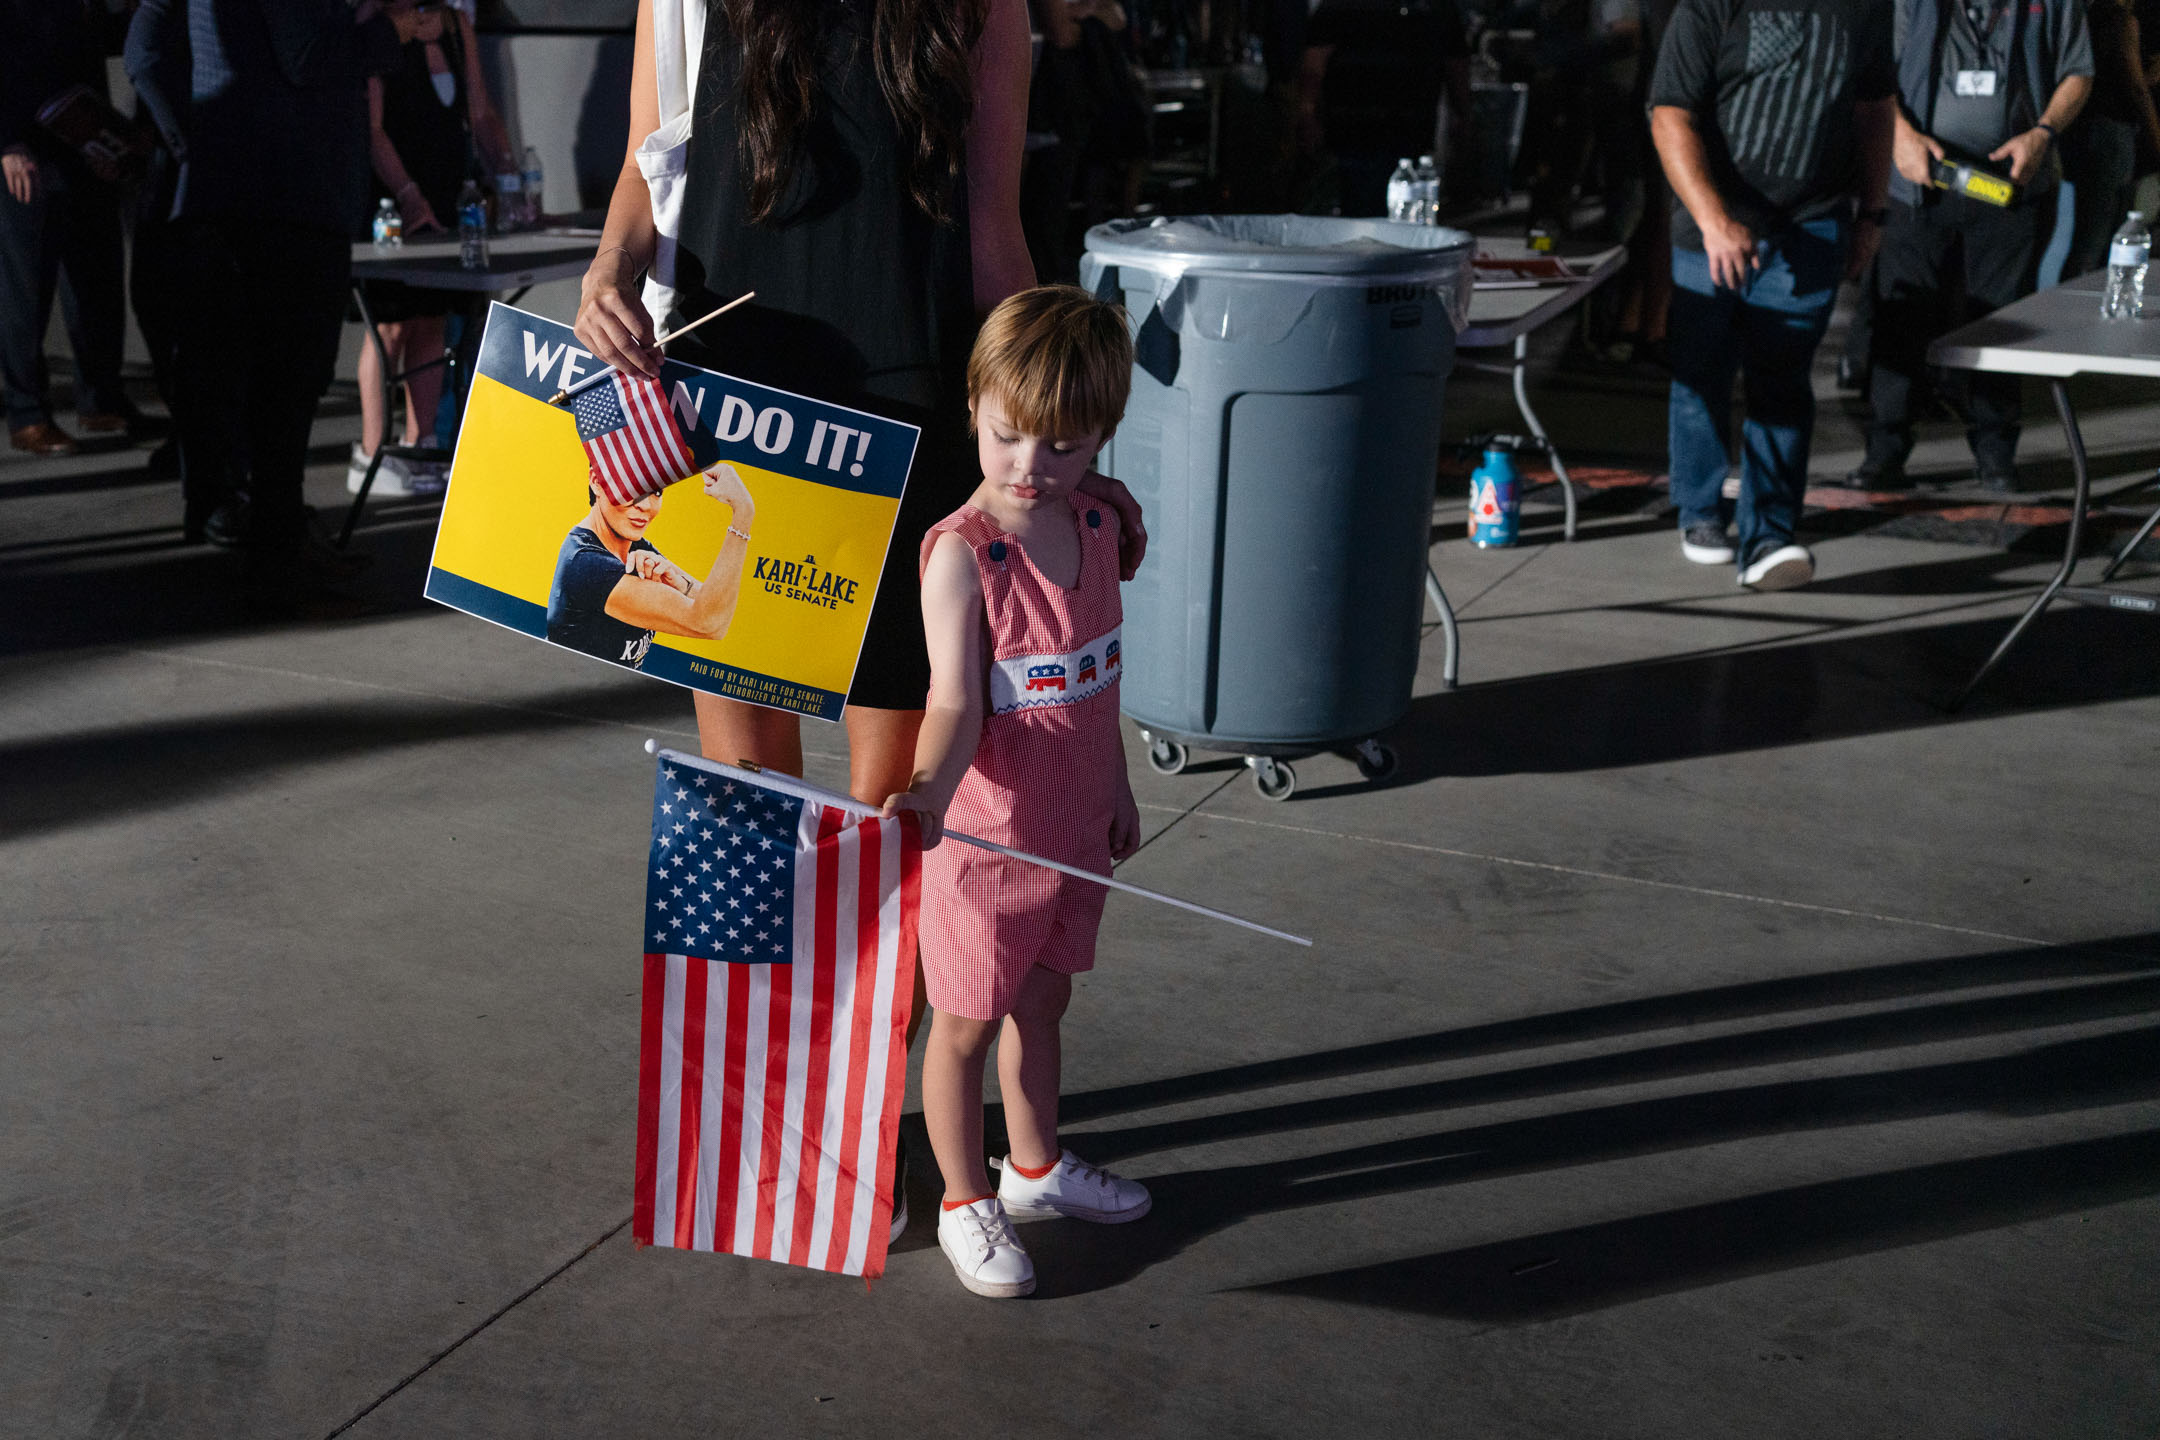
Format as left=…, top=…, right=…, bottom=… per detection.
left=651, top=0, right=708, bottom=129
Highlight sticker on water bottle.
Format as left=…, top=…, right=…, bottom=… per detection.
left=2111, top=241, right=2149, bottom=268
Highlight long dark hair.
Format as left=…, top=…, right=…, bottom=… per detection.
left=712, top=0, right=986, bottom=226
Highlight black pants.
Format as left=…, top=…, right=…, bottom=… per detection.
left=1865, top=192, right=2054, bottom=469
left=0, top=159, right=128, bottom=430
left=171, top=218, right=350, bottom=549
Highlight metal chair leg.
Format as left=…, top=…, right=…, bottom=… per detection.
left=1511, top=331, right=1578, bottom=541
left=2099, top=478, right=2160, bottom=583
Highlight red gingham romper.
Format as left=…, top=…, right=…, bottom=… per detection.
left=917, top=493, right=1126, bottom=1021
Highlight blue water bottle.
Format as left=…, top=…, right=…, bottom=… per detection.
left=1468, top=440, right=1521, bottom=548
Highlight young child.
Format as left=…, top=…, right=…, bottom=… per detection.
left=883, top=286, right=1147, bottom=1299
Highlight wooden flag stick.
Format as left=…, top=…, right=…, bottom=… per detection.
left=548, top=292, right=756, bottom=407
left=645, top=743, right=1314, bottom=947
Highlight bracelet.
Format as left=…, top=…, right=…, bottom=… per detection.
left=728, top=525, right=753, bottom=543
left=597, top=244, right=640, bottom=270
left=2036, top=121, right=2058, bottom=144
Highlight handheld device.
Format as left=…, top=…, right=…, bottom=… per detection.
left=1928, top=156, right=2017, bottom=207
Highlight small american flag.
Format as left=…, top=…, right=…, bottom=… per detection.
left=573, top=372, right=697, bottom=506
left=633, top=753, right=920, bottom=1278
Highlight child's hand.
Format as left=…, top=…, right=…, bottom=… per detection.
left=1109, top=785, right=1141, bottom=861
left=882, top=790, right=945, bottom=849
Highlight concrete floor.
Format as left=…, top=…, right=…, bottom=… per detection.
left=4, top=305, right=2159, bottom=1439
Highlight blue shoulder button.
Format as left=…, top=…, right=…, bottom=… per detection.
left=988, top=540, right=1008, bottom=562
left=1086, top=509, right=1102, bottom=529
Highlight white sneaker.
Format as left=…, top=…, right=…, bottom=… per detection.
left=997, top=1149, right=1151, bottom=1224
left=1739, top=542, right=1815, bottom=591
left=937, top=1197, right=1034, bottom=1298
left=346, top=444, right=417, bottom=498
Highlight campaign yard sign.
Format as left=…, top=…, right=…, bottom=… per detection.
left=425, top=303, right=920, bottom=721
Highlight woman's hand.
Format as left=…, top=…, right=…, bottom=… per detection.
left=1076, top=469, right=1146, bottom=579
left=628, top=548, right=695, bottom=593
left=575, top=245, right=662, bottom=378
left=703, top=463, right=755, bottom=525
left=397, top=183, right=441, bottom=233
left=881, top=790, right=944, bottom=849
left=1109, top=783, right=1141, bottom=861
left=3, top=148, right=40, bottom=206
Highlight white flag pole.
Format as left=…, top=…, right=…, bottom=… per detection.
left=646, top=743, right=1312, bottom=948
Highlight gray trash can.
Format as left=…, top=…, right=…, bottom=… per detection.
left=1080, top=215, right=1471, bottom=800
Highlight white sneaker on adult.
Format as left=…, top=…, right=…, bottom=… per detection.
left=346, top=444, right=417, bottom=498
left=1739, top=542, right=1815, bottom=591
left=997, top=1150, right=1152, bottom=1224
left=937, top=1197, right=1034, bottom=1298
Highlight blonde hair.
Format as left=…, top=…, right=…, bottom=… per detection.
left=967, top=285, right=1133, bottom=439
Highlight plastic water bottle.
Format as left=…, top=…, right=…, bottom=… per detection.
left=520, top=145, right=545, bottom=227
left=1386, top=158, right=1416, bottom=223
left=492, top=167, right=522, bottom=233
left=458, top=178, right=489, bottom=270
left=2102, top=212, right=2150, bottom=319
left=1413, top=154, right=1440, bottom=224
left=371, top=196, right=402, bottom=249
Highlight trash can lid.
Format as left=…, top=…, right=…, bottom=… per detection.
left=1083, top=215, right=1471, bottom=278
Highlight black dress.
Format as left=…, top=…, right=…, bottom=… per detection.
left=668, top=0, right=977, bottom=711
left=362, top=30, right=475, bottom=322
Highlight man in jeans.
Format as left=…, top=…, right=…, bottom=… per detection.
left=1649, top=0, right=1896, bottom=589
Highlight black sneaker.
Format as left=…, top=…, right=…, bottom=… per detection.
left=1680, top=523, right=1735, bottom=565
left=1838, top=459, right=1911, bottom=491
left=1974, top=458, right=2019, bottom=493
left=1739, top=540, right=1815, bottom=591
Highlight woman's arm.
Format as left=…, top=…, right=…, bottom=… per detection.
left=603, top=472, right=756, bottom=638
left=459, top=11, right=514, bottom=172
left=575, top=0, right=665, bottom=376
left=882, top=533, right=988, bottom=847
left=966, top=0, right=1037, bottom=312
left=367, top=76, right=440, bottom=230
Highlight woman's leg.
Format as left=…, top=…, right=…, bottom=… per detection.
left=923, top=1008, right=999, bottom=1202
left=400, top=314, right=446, bottom=445
left=357, top=320, right=402, bottom=456
left=997, top=966, right=1071, bottom=1171
left=694, top=692, right=804, bottom=775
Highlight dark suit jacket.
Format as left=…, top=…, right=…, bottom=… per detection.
left=124, top=0, right=400, bottom=233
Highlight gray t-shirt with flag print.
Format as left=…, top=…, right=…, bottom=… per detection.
left=1650, top=0, right=1896, bottom=248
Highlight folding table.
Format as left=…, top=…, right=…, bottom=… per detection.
left=341, top=229, right=599, bottom=546
left=1927, top=271, right=2160, bottom=706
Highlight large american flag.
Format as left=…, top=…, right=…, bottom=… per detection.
left=633, top=752, right=920, bottom=1278
left=573, top=371, right=697, bottom=506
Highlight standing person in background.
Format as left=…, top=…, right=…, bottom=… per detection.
left=0, top=0, right=140, bottom=458
left=2061, top=0, right=2160, bottom=277
left=127, top=0, right=419, bottom=612
left=353, top=0, right=514, bottom=500
left=1649, top=0, right=1896, bottom=591
left=1297, top=0, right=1472, bottom=217
left=570, top=0, right=1146, bottom=1234
left=1849, top=0, right=2090, bottom=492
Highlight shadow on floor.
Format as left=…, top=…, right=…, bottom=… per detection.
left=974, top=932, right=2160, bottom=1303
left=1237, top=1127, right=2160, bottom=1322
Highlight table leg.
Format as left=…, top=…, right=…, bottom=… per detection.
left=1425, top=565, right=1461, bottom=689
left=2098, top=476, right=2160, bottom=583
left=1510, top=332, right=1578, bottom=541
left=1950, top=378, right=2089, bottom=709
left=337, top=283, right=398, bottom=550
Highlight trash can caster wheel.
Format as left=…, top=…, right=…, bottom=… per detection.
left=1146, top=737, right=1189, bottom=775
left=1250, top=756, right=1296, bottom=801
left=1352, top=739, right=1398, bottom=782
